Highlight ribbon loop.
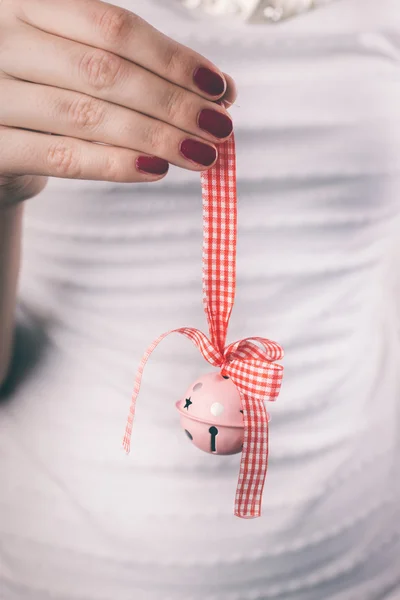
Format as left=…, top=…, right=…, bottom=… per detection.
left=225, top=336, right=284, bottom=363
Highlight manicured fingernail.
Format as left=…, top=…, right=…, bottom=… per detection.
left=193, top=67, right=226, bottom=96
left=136, top=156, right=169, bottom=175
left=180, top=139, right=217, bottom=167
left=198, top=108, right=233, bottom=139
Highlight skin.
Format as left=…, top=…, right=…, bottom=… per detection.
left=0, top=0, right=237, bottom=386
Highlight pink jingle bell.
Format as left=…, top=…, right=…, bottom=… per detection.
left=175, top=372, right=244, bottom=455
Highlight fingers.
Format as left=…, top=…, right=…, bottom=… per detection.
left=0, top=125, right=170, bottom=183
left=15, top=0, right=234, bottom=102
left=221, top=73, right=238, bottom=108
left=0, top=79, right=219, bottom=170
left=1, top=25, right=233, bottom=145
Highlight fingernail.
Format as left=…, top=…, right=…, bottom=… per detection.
left=180, top=139, right=217, bottom=167
left=136, top=156, right=169, bottom=175
left=193, top=67, right=226, bottom=96
left=198, top=108, right=233, bottom=139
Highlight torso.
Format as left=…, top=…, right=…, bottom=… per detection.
left=2, top=1, right=400, bottom=598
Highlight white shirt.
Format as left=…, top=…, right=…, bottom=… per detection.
left=1, top=1, right=400, bottom=599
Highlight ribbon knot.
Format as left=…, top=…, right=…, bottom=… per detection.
left=123, top=133, right=284, bottom=519
left=219, top=351, right=232, bottom=373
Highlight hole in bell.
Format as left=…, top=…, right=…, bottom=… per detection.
left=185, top=430, right=193, bottom=441
left=222, top=375, right=229, bottom=379
left=183, top=398, right=192, bottom=410
left=209, top=426, right=218, bottom=452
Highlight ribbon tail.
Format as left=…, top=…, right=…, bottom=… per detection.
left=234, top=391, right=269, bottom=519
left=123, top=330, right=172, bottom=454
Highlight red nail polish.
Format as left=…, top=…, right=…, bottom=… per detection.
left=198, top=109, right=233, bottom=139
left=136, top=156, right=169, bottom=175
left=193, top=67, right=226, bottom=96
left=180, top=139, right=217, bottom=167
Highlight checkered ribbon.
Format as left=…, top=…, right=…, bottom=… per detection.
left=123, top=132, right=284, bottom=518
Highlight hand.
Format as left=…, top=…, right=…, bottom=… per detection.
left=0, top=0, right=237, bottom=207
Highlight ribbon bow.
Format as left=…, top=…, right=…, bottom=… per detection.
left=123, top=133, right=284, bottom=519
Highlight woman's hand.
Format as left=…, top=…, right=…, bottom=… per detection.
left=0, top=0, right=237, bottom=206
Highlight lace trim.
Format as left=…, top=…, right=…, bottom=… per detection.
left=181, top=0, right=338, bottom=22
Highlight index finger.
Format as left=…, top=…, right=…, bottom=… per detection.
left=15, top=0, right=229, bottom=100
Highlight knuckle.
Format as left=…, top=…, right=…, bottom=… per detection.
left=163, top=42, right=184, bottom=75
left=163, top=86, right=187, bottom=122
left=66, top=95, right=105, bottom=133
left=79, top=49, right=122, bottom=91
left=95, top=6, right=134, bottom=46
left=102, top=152, right=124, bottom=182
left=46, top=140, right=81, bottom=178
left=143, top=122, right=165, bottom=152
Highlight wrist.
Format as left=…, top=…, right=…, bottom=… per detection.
left=0, top=202, right=24, bottom=389
left=0, top=175, right=48, bottom=211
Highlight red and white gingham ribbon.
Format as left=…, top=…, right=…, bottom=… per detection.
left=123, top=132, right=284, bottom=519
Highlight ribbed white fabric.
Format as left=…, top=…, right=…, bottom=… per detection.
left=1, top=0, right=400, bottom=599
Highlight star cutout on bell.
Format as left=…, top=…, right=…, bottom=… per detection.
left=184, top=397, right=193, bottom=410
